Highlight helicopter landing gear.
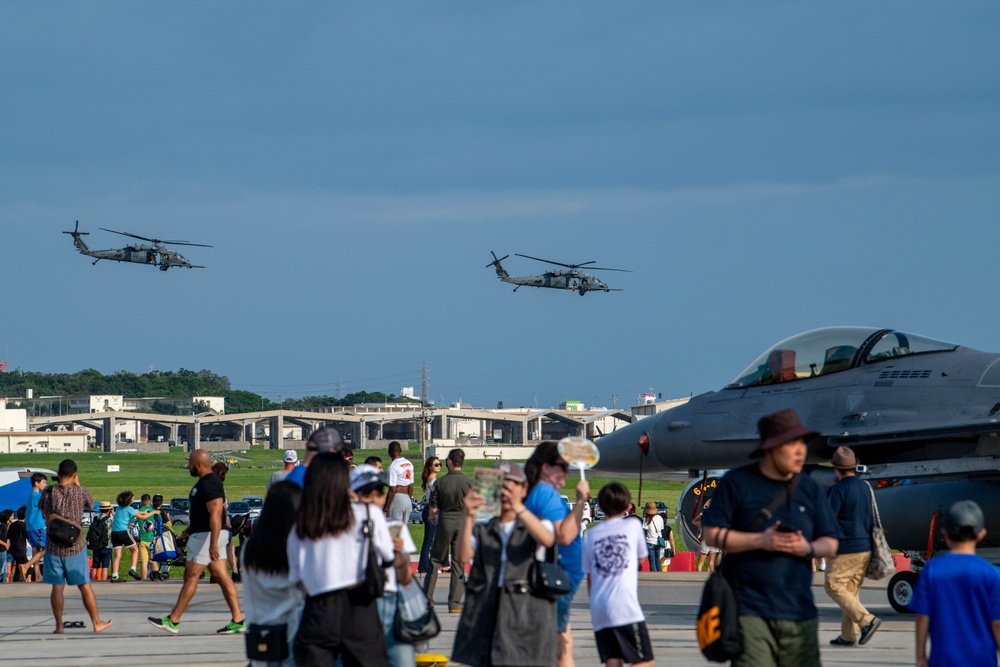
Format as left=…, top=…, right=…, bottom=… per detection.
left=887, top=570, right=919, bottom=613
left=578, top=287, right=587, bottom=296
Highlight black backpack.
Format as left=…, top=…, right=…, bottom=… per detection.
left=87, top=515, right=109, bottom=551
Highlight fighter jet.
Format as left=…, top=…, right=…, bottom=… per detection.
left=594, top=326, right=1000, bottom=611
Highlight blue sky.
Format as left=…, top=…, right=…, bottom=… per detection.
left=2, top=3, right=999, bottom=409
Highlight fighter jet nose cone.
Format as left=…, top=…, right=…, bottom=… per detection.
left=593, top=420, right=670, bottom=478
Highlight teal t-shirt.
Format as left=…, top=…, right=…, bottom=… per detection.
left=137, top=505, right=156, bottom=542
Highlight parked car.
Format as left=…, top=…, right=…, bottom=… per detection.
left=409, top=499, right=424, bottom=524
left=227, top=500, right=251, bottom=524
left=160, top=504, right=190, bottom=526
left=242, top=495, right=264, bottom=520
left=563, top=494, right=593, bottom=526
left=170, top=497, right=191, bottom=512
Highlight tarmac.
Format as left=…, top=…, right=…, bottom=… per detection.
left=0, top=572, right=914, bottom=666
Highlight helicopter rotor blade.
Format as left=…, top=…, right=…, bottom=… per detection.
left=100, top=228, right=155, bottom=243
left=515, top=254, right=582, bottom=269
left=583, top=266, right=633, bottom=273
left=486, top=251, right=510, bottom=267
left=164, top=241, right=213, bottom=248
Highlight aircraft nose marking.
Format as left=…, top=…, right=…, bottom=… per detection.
left=669, top=421, right=691, bottom=430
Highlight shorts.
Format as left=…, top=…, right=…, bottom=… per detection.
left=42, top=549, right=90, bottom=586
left=557, top=580, right=582, bottom=633
left=595, top=622, right=654, bottom=664
left=27, top=529, right=46, bottom=550
left=92, top=547, right=112, bottom=569
left=10, top=552, right=27, bottom=565
left=186, top=530, right=230, bottom=565
left=111, top=530, right=135, bottom=549
left=700, top=541, right=720, bottom=555
left=138, top=541, right=151, bottom=567
left=388, top=494, right=411, bottom=523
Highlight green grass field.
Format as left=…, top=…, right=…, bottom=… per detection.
left=4, top=445, right=691, bottom=579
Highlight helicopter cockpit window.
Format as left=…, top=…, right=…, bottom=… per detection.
left=862, top=331, right=957, bottom=364
left=727, top=327, right=882, bottom=389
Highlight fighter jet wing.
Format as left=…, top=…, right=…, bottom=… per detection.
left=826, top=420, right=1000, bottom=448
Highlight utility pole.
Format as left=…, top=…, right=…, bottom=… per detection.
left=420, top=361, right=430, bottom=459
left=611, top=393, right=618, bottom=409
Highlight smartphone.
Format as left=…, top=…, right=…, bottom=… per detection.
left=775, top=523, right=797, bottom=533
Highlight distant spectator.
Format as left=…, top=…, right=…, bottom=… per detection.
left=385, top=441, right=414, bottom=523
left=135, top=494, right=162, bottom=580
left=641, top=502, right=664, bottom=574
left=452, top=461, right=556, bottom=667
left=242, top=481, right=304, bottom=667
left=25, top=472, right=48, bottom=581
left=110, top=491, right=140, bottom=581
left=583, top=482, right=654, bottom=667
left=353, top=464, right=418, bottom=667
left=7, top=507, right=29, bottom=582
left=912, top=500, right=1000, bottom=667
left=268, top=450, right=299, bottom=491
left=148, top=449, right=244, bottom=635
left=0, top=509, right=12, bottom=583
left=287, top=453, right=393, bottom=666
left=39, top=459, right=113, bottom=633
left=149, top=494, right=171, bottom=580
left=417, top=456, right=442, bottom=574
left=424, top=448, right=473, bottom=612
left=365, top=456, right=384, bottom=473
left=212, top=462, right=238, bottom=578
left=525, top=441, right=590, bottom=667
left=89, top=502, right=114, bottom=581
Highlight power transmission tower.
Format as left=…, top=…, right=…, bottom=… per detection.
left=420, top=361, right=430, bottom=457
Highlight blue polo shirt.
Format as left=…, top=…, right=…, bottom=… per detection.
left=525, top=482, right=583, bottom=587
left=284, top=465, right=306, bottom=487
left=826, top=475, right=873, bottom=554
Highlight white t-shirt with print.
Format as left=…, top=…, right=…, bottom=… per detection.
left=387, top=457, right=414, bottom=487
left=384, top=519, right=417, bottom=593
left=582, top=515, right=647, bottom=631
left=470, top=518, right=554, bottom=587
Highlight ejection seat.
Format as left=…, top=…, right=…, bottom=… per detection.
left=766, top=349, right=797, bottom=384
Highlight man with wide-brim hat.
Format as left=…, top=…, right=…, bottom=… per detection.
left=824, top=446, right=881, bottom=648
left=701, top=409, right=839, bottom=667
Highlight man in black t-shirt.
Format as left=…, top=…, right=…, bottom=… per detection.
left=148, top=449, right=244, bottom=635
left=703, top=410, right=839, bottom=667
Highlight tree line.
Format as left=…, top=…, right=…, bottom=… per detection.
left=0, top=368, right=418, bottom=414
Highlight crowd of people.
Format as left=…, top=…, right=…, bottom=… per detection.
left=10, top=417, right=1000, bottom=667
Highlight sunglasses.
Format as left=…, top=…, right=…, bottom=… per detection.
left=432, top=463, right=442, bottom=467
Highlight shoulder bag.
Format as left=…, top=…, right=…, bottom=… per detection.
left=46, top=486, right=84, bottom=549
left=394, top=578, right=441, bottom=644
left=863, top=482, right=895, bottom=580
left=151, top=519, right=177, bottom=562
left=360, top=504, right=386, bottom=600
left=245, top=623, right=288, bottom=662
left=696, top=473, right=802, bottom=663
left=530, top=542, right=571, bottom=600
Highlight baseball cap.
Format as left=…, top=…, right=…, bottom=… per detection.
left=283, top=450, right=299, bottom=464
left=943, top=500, right=985, bottom=540
left=350, top=464, right=386, bottom=493
left=494, top=460, right=527, bottom=483
left=306, top=427, right=345, bottom=453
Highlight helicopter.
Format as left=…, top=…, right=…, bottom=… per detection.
left=486, top=251, right=631, bottom=295
left=64, top=221, right=211, bottom=271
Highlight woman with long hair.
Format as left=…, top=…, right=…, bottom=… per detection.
left=287, top=453, right=396, bottom=667
left=641, top=502, right=665, bottom=573
left=241, top=481, right=304, bottom=667
left=417, top=455, right=441, bottom=574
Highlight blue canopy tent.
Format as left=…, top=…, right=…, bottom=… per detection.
left=0, top=478, right=32, bottom=512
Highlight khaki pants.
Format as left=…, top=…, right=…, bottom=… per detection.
left=823, top=551, right=874, bottom=642
left=137, top=541, right=151, bottom=577
left=734, top=616, right=819, bottom=667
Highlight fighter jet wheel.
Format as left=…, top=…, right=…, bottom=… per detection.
left=887, top=570, right=919, bottom=614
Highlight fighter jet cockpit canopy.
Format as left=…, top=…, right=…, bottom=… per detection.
left=726, top=327, right=958, bottom=389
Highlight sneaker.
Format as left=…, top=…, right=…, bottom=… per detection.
left=148, top=616, right=179, bottom=634
left=217, top=619, right=245, bottom=634
left=858, top=617, right=882, bottom=645
left=128, top=569, right=141, bottom=581
left=110, top=575, right=120, bottom=582
left=448, top=605, right=463, bottom=614
left=829, top=636, right=856, bottom=646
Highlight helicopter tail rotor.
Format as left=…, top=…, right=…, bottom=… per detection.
left=487, top=251, right=511, bottom=280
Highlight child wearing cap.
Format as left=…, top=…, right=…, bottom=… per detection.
left=90, top=502, right=115, bottom=581
left=911, top=500, right=1000, bottom=667
left=582, top=482, right=654, bottom=667
left=452, top=461, right=556, bottom=667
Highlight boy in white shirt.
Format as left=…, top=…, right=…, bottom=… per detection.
left=582, top=482, right=655, bottom=667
